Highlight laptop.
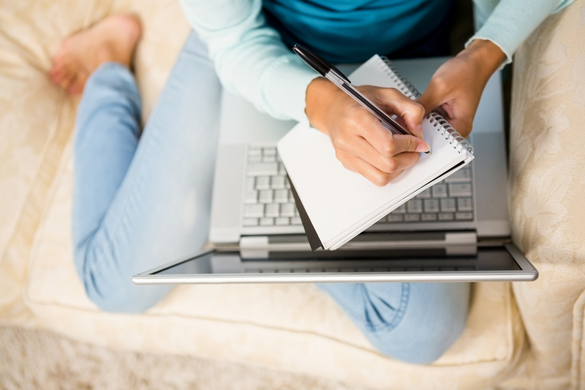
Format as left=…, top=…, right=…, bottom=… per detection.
left=132, top=57, right=538, bottom=285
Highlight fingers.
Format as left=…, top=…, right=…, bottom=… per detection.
left=417, top=83, right=445, bottom=117
left=336, top=148, right=405, bottom=187
left=347, top=107, right=429, bottom=157
left=337, top=134, right=421, bottom=174
left=369, top=87, right=425, bottom=137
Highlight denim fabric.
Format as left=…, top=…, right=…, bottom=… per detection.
left=73, top=31, right=469, bottom=364
left=73, top=32, right=222, bottom=312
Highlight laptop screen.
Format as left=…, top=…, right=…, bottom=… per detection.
left=154, top=246, right=521, bottom=276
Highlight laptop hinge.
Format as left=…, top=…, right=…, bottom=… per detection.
left=239, top=231, right=477, bottom=252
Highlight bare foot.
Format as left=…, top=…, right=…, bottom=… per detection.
left=49, top=15, right=141, bottom=95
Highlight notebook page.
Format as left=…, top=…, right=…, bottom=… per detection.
left=278, top=123, right=464, bottom=249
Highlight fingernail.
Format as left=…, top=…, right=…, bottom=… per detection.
left=416, top=141, right=430, bottom=153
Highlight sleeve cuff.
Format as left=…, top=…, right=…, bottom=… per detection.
left=464, top=0, right=572, bottom=69
left=259, top=54, right=319, bottom=123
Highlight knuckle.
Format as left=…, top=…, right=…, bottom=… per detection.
left=335, top=134, right=349, bottom=149
left=385, top=158, right=397, bottom=173
left=373, top=173, right=390, bottom=187
left=385, top=140, right=396, bottom=155
left=415, top=102, right=426, bottom=116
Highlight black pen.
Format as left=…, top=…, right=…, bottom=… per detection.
left=293, top=44, right=431, bottom=155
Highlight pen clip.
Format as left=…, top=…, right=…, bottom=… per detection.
left=293, top=44, right=351, bottom=84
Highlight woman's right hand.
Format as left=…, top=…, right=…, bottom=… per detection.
left=305, top=77, right=430, bottom=187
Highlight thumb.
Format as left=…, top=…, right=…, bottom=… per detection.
left=417, top=87, right=444, bottom=116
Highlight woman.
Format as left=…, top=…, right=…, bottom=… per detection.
left=49, top=0, right=572, bottom=364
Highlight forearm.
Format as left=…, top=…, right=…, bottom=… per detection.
left=177, top=0, right=317, bottom=122
left=467, top=0, right=575, bottom=66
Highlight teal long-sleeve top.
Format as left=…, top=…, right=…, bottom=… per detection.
left=262, top=0, right=453, bottom=63
left=177, top=0, right=574, bottom=123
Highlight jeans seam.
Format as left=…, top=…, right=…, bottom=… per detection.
left=339, top=283, right=411, bottom=333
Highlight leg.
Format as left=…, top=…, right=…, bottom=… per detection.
left=72, top=30, right=222, bottom=312
left=318, top=282, right=470, bottom=364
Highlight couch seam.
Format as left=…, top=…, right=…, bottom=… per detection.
left=23, top=296, right=514, bottom=368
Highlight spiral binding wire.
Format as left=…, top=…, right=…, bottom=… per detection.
left=377, top=56, right=474, bottom=155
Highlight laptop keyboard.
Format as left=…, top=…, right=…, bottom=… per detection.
left=242, top=145, right=474, bottom=228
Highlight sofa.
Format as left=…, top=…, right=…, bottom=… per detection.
left=1, top=0, right=584, bottom=388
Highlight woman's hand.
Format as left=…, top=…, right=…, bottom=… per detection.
left=418, top=39, right=507, bottom=138
left=305, top=78, right=430, bottom=187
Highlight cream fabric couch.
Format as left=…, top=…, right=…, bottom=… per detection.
left=1, top=0, right=584, bottom=389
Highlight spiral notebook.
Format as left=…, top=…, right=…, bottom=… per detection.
left=277, top=55, right=475, bottom=250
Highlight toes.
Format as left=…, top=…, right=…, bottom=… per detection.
left=67, top=72, right=88, bottom=95
left=49, top=65, right=67, bottom=84
left=57, top=71, right=75, bottom=91
left=67, top=77, right=84, bottom=95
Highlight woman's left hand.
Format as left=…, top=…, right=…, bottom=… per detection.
left=417, top=39, right=507, bottom=139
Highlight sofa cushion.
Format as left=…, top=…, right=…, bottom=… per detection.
left=504, top=1, right=585, bottom=389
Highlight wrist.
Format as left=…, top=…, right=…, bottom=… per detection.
left=305, top=77, right=337, bottom=134
left=459, top=39, right=506, bottom=81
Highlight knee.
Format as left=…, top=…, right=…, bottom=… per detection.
left=74, top=240, right=170, bottom=313
left=366, top=283, right=470, bottom=364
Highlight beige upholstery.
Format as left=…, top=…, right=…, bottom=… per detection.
left=503, top=3, right=585, bottom=389
left=0, top=0, right=583, bottom=388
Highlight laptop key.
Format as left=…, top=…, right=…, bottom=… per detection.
left=387, top=214, right=403, bottom=222
left=455, top=212, right=473, bottom=220
left=449, top=183, right=472, bottom=197
left=265, top=204, right=279, bottom=218
left=271, top=176, right=286, bottom=189
left=262, top=155, right=276, bottom=163
left=248, top=163, right=278, bottom=176
left=275, top=217, right=290, bottom=225
left=248, top=155, right=262, bottom=163
left=259, top=190, right=273, bottom=203
left=406, top=199, right=423, bottom=213
left=243, top=218, right=258, bottom=226
left=431, top=184, right=448, bottom=198
left=457, top=197, right=473, bottom=211
left=291, top=216, right=302, bottom=225
left=405, top=214, right=421, bottom=222
left=422, top=213, right=437, bottom=221
left=424, top=198, right=440, bottom=213
left=255, top=176, right=270, bottom=190
left=439, top=213, right=454, bottom=221
left=440, top=198, right=457, bottom=212
left=274, top=189, right=289, bottom=203
left=260, top=217, right=274, bottom=226
left=244, top=190, right=258, bottom=204
left=243, top=204, right=264, bottom=218
left=281, top=203, right=295, bottom=217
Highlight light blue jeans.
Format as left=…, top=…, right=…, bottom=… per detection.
left=73, top=31, right=470, bottom=365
